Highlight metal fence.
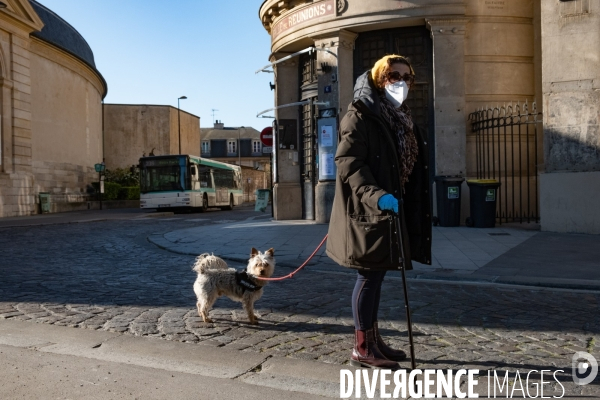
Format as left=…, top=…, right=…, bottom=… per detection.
left=468, top=102, right=542, bottom=224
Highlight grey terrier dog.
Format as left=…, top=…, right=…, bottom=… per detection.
left=192, top=248, right=275, bottom=324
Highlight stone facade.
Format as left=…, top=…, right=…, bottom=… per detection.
left=258, top=0, right=600, bottom=233
left=259, top=0, right=538, bottom=223
left=0, top=0, right=106, bottom=217
left=103, top=104, right=200, bottom=170
left=539, top=0, right=600, bottom=234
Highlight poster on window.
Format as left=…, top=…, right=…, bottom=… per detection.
left=321, top=125, right=333, bottom=147
left=320, top=153, right=335, bottom=177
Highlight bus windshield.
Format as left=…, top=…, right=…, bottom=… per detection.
left=140, top=157, right=189, bottom=193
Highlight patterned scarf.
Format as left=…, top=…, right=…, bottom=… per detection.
left=378, top=95, right=419, bottom=189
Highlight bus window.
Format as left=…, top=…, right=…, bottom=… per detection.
left=214, top=169, right=234, bottom=188
left=140, top=165, right=186, bottom=192
left=199, top=167, right=212, bottom=188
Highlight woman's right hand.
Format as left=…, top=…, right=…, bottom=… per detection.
left=377, top=194, right=398, bottom=213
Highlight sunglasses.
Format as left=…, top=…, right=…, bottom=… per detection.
left=387, top=71, right=415, bottom=84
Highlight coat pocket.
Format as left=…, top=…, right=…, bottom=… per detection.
left=347, top=214, right=392, bottom=264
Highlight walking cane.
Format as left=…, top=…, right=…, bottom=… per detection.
left=394, top=206, right=417, bottom=371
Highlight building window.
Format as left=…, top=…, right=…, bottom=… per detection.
left=227, top=140, right=237, bottom=154
left=202, top=141, right=210, bottom=154
left=252, top=140, right=261, bottom=154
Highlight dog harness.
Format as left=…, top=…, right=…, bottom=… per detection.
left=235, top=270, right=261, bottom=292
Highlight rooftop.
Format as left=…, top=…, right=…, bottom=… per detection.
left=201, top=121, right=261, bottom=140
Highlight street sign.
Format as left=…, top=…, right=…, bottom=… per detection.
left=262, top=146, right=273, bottom=153
left=260, top=127, right=273, bottom=147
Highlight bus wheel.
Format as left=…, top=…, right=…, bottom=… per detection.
left=222, top=195, right=234, bottom=211
left=200, top=194, right=208, bottom=213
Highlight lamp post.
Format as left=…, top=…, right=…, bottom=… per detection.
left=177, top=96, right=187, bottom=154
left=238, top=127, right=244, bottom=167
left=239, top=127, right=244, bottom=201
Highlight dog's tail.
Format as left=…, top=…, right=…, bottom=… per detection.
left=192, top=253, right=229, bottom=273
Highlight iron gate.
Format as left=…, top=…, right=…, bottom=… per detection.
left=468, top=102, right=541, bottom=224
left=299, top=50, right=318, bottom=220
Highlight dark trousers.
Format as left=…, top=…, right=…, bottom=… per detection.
left=352, top=270, right=387, bottom=330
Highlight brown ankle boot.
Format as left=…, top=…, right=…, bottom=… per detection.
left=350, top=328, right=399, bottom=369
left=373, top=322, right=407, bottom=362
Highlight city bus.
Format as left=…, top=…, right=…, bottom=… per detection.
left=139, top=154, right=243, bottom=212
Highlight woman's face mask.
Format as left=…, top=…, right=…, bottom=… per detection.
left=384, top=81, right=409, bottom=108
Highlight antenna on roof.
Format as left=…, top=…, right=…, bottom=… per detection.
left=211, top=109, right=219, bottom=124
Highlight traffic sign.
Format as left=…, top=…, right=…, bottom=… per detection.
left=260, top=127, right=273, bottom=147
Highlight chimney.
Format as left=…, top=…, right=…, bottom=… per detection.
left=214, top=120, right=224, bottom=130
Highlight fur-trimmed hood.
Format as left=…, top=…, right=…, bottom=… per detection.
left=351, top=70, right=383, bottom=118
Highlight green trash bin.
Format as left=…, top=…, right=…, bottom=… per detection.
left=39, top=192, right=50, bottom=214
left=433, top=176, right=464, bottom=227
left=255, top=189, right=271, bottom=212
left=466, top=180, right=501, bottom=228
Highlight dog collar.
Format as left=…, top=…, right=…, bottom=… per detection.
left=235, top=270, right=261, bottom=292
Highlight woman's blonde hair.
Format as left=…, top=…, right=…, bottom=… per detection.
left=370, top=54, right=415, bottom=90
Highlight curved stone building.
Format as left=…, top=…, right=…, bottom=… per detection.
left=259, top=0, right=541, bottom=225
left=0, top=0, right=106, bottom=217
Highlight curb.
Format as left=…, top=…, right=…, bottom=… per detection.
left=133, top=212, right=175, bottom=219
left=407, top=272, right=600, bottom=292
left=0, top=319, right=344, bottom=398
left=0, top=218, right=111, bottom=229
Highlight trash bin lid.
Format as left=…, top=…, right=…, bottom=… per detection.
left=434, top=175, right=465, bottom=182
left=467, top=179, right=500, bottom=185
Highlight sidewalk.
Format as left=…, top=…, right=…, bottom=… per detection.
left=149, top=218, right=600, bottom=291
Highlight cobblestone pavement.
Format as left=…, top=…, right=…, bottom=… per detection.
left=1, top=210, right=599, bottom=397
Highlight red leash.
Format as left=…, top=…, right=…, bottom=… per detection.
left=256, top=234, right=328, bottom=281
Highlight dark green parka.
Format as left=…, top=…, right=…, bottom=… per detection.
left=325, top=71, right=432, bottom=271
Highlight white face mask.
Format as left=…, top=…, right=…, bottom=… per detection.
left=384, top=81, right=409, bottom=108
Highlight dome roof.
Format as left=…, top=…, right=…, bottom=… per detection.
left=29, top=0, right=95, bottom=67
left=29, top=0, right=106, bottom=96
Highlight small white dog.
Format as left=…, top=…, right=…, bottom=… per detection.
left=192, top=248, right=275, bottom=324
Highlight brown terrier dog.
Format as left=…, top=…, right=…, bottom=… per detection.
left=192, top=248, right=275, bottom=324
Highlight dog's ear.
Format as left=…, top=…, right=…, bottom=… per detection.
left=251, top=248, right=259, bottom=257
left=265, top=248, right=275, bottom=257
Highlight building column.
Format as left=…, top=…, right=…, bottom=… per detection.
left=272, top=52, right=302, bottom=220
left=426, top=18, right=469, bottom=177
left=312, top=30, right=357, bottom=223
left=0, top=78, right=12, bottom=173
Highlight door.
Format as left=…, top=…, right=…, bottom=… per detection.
left=353, top=26, right=435, bottom=186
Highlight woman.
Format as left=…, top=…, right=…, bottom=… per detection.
left=326, top=55, right=432, bottom=369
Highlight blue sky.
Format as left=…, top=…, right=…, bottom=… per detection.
left=38, top=1, right=275, bottom=130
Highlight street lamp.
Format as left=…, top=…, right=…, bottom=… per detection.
left=238, top=126, right=245, bottom=167
left=239, top=126, right=245, bottom=201
left=177, top=96, right=187, bottom=154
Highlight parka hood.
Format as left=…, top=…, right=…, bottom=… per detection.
left=351, top=70, right=383, bottom=117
